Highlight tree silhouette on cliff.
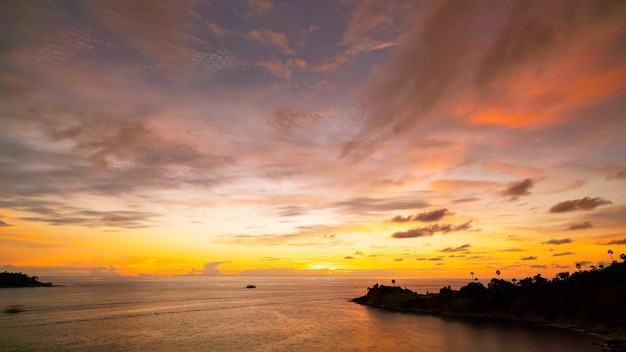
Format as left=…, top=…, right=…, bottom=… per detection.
left=0, top=272, right=52, bottom=288
left=354, top=254, right=626, bottom=332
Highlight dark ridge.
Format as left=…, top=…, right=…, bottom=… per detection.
left=353, top=260, right=626, bottom=344
left=0, top=271, right=53, bottom=288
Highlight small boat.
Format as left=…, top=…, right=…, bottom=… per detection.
left=246, top=284, right=256, bottom=289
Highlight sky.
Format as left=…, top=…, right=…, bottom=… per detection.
left=1, top=0, right=625, bottom=279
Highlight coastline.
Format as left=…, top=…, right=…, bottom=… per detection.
left=352, top=280, right=626, bottom=351
left=355, top=298, right=625, bottom=338
left=353, top=297, right=626, bottom=350
left=0, top=271, right=53, bottom=288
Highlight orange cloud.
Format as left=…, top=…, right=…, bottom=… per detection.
left=247, top=29, right=294, bottom=55
left=430, top=179, right=499, bottom=192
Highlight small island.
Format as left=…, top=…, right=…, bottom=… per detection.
left=354, top=259, right=626, bottom=341
left=0, top=271, right=53, bottom=288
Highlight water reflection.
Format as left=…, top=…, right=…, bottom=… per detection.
left=0, top=277, right=603, bottom=352
left=357, top=306, right=601, bottom=352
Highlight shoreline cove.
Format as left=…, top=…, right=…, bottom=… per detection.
left=1, top=276, right=613, bottom=351
left=352, top=275, right=626, bottom=351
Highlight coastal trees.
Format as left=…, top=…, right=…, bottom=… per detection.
left=354, top=259, right=626, bottom=332
left=533, top=273, right=547, bottom=285
left=0, top=272, right=52, bottom=288
left=555, top=272, right=570, bottom=281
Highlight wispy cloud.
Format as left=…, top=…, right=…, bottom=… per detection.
left=334, top=197, right=429, bottom=215
left=389, top=208, right=451, bottom=223
left=246, top=0, right=276, bottom=17
left=340, top=1, right=485, bottom=159
left=520, top=256, right=537, bottom=261
left=261, top=257, right=280, bottom=261
left=391, top=221, right=472, bottom=239
left=247, top=29, right=294, bottom=55
left=439, top=244, right=471, bottom=253
left=228, top=226, right=353, bottom=247
left=553, top=252, right=575, bottom=257
left=416, top=256, right=444, bottom=261
left=606, top=238, right=626, bottom=245
left=549, top=197, right=612, bottom=213
left=499, top=178, right=535, bottom=201
left=541, top=238, right=573, bottom=245
left=21, top=210, right=159, bottom=229
left=566, top=221, right=592, bottom=231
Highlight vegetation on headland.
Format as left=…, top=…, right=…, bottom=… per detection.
left=0, top=271, right=53, bottom=288
left=353, top=256, right=626, bottom=337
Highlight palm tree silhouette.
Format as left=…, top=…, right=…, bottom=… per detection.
left=391, top=279, right=395, bottom=286
left=576, top=263, right=582, bottom=271
left=470, top=272, right=474, bottom=279
left=608, top=249, right=614, bottom=262
left=496, top=270, right=501, bottom=279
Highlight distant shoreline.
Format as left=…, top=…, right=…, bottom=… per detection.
left=0, top=271, right=53, bottom=288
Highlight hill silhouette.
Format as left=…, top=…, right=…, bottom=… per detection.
left=0, top=271, right=53, bottom=288
left=354, top=259, right=626, bottom=340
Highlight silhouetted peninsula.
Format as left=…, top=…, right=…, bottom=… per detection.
left=0, top=271, right=53, bottom=288
left=354, top=260, right=626, bottom=340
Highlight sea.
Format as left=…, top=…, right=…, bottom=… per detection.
left=0, top=276, right=603, bottom=351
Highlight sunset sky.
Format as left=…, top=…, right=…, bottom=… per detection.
left=1, top=0, right=625, bottom=279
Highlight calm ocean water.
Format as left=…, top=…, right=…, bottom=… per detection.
left=0, top=276, right=602, bottom=351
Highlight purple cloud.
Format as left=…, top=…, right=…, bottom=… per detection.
left=499, top=178, right=535, bottom=201
left=541, top=238, right=573, bottom=245
left=549, top=197, right=612, bottom=213
left=391, top=221, right=472, bottom=239
left=566, top=221, right=592, bottom=231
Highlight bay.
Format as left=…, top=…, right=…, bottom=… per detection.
left=0, top=277, right=602, bottom=351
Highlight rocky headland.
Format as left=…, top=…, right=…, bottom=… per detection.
left=354, top=260, right=626, bottom=350
left=0, top=271, right=53, bottom=288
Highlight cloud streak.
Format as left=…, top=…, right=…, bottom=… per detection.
left=549, top=197, right=612, bottom=213
left=566, top=221, right=592, bottom=231
left=439, top=244, right=471, bottom=253
left=21, top=211, right=159, bottom=229
left=499, top=178, right=535, bottom=201
left=391, top=221, right=472, bottom=239
left=389, top=208, right=451, bottom=223
left=541, top=238, right=573, bottom=245
left=606, top=238, right=626, bottom=245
